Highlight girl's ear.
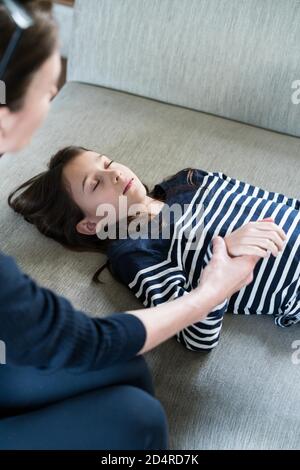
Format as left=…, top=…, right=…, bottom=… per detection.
left=76, top=218, right=97, bottom=236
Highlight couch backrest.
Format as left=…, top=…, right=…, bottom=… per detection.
left=68, top=0, right=300, bottom=137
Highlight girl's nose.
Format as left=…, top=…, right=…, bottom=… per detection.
left=111, top=169, right=122, bottom=184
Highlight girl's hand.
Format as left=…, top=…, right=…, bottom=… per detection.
left=224, top=219, right=286, bottom=258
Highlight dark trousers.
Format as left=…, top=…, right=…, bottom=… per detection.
left=0, top=356, right=168, bottom=450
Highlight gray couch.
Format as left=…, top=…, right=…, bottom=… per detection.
left=1, top=0, right=299, bottom=449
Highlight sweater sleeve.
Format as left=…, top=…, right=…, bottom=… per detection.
left=0, top=253, right=146, bottom=371
left=115, top=247, right=227, bottom=352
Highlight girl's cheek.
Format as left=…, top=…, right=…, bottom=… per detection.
left=93, top=192, right=117, bottom=215
left=105, top=190, right=119, bottom=206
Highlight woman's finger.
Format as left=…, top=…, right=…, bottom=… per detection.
left=212, top=236, right=228, bottom=259
left=244, top=272, right=254, bottom=286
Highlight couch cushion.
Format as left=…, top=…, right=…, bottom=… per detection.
left=68, top=0, right=300, bottom=137
left=1, top=82, right=299, bottom=449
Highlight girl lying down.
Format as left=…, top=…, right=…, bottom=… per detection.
left=9, top=146, right=300, bottom=352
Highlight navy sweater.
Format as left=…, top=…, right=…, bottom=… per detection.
left=0, top=252, right=146, bottom=371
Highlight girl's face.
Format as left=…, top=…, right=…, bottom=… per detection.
left=63, top=151, right=148, bottom=236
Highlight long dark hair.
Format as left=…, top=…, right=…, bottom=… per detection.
left=8, top=146, right=109, bottom=253
left=0, top=0, right=58, bottom=111
left=8, top=146, right=196, bottom=281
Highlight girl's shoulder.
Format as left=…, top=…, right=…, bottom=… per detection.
left=153, top=168, right=210, bottom=200
left=107, top=236, right=161, bottom=259
left=107, top=237, right=167, bottom=285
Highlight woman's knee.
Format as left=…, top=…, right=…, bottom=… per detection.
left=99, top=355, right=154, bottom=396
left=137, top=391, right=169, bottom=450
left=0, top=384, right=168, bottom=450
left=98, top=385, right=169, bottom=450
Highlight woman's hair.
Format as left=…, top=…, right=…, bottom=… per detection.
left=0, top=0, right=58, bottom=111
left=8, top=145, right=196, bottom=281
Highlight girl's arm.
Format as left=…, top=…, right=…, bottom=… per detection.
left=130, top=237, right=258, bottom=355
left=176, top=243, right=228, bottom=352
left=117, top=239, right=244, bottom=353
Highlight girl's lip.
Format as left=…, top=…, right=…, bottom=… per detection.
left=123, top=178, right=134, bottom=194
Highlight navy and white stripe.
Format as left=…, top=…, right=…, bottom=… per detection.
left=109, top=169, right=300, bottom=352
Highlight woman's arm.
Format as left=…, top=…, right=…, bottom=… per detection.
left=0, top=237, right=258, bottom=370
left=0, top=253, right=146, bottom=371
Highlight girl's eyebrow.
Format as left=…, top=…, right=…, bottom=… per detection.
left=82, top=154, right=104, bottom=193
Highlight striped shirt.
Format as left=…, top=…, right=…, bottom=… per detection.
left=108, top=169, right=300, bottom=352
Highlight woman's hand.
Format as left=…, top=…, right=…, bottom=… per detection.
left=198, top=236, right=261, bottom=306
left=135, top=236, right=263, bottom=355
left=224, top=218, right=286, bottom=258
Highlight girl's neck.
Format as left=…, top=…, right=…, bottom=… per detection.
left=142, top=196, right=165, bottom=218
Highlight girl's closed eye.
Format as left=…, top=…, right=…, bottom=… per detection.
left=105, top=159, right=114, bottom=169
left=93, top=177, right=102, bottom=191
left=93, top=179, right=100, bottom=192
left=93, top=160, right=114, bottom=191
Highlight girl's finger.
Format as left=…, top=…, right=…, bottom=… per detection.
left=244, top=238, right=279, bottom=257
left=255, top=222, right=286, bottom=241
left=250, top=238, right=279, bottom=257
left=239, top=246, right=269, bottom=258
left=244, top=232, right=284, bottom=251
